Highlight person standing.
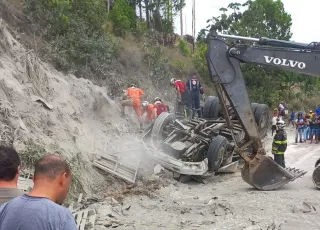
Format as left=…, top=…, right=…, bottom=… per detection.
left=272, top=120, right=287, bottom=168
left=121, top=83, right=145, bottom=129
left=0, top=146, right=24, bottom=205
left=186, top=72, right=204, bottom=119
left=170, top=78, right=189, bottom=119
left=309, top=113, right=317, bottom=143
left=289, top=110, right=295, bottom=127
left=295, top=112, right=304, bottom=143
left=0, top=154, right=77, bottom=230
left=278, top=101, right=285, bottom=119
left=271, top=115, right=278, bottom=136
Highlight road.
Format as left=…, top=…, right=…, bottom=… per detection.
left=96, top=128, right=320, bottom=230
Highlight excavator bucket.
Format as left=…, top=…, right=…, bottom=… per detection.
left=241, top=154, right=307, bottom=190
left=312, top=158, right=320, bottom=189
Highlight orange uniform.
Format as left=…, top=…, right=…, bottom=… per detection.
left=126, top=87, right=144, bottom=117
left=141, top=104, right=156, bottom=121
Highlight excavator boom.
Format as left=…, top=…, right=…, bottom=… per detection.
left=206, top=31, right=314, bottom=190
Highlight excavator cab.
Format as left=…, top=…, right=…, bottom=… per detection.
left=206, top=31, right=311, bottom=190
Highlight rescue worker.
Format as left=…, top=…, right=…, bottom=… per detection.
left=272, top=120, right=287, bottom=168
left=121, top=84, right=144, bottom=128
left=170, top=78, right=190, bottom=118
left=186, top=72, right=204, bottom=119
left=140, top=101, right=156, bottom=125
left=153, top=97, right=168, bottom=117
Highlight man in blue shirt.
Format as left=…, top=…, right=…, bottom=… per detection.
left=186, top=72, right=204, bottom=119
left=289, top=110, right=295, bottom=127
left=0, top=154, right=77, bottom=230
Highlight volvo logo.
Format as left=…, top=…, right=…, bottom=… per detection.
left=264, top=56, right=306, bottom=69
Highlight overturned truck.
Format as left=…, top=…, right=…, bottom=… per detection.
left=142, top=96, right=270, bottom=180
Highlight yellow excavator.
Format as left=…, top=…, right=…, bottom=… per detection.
left=206, top=31, right=320, bottom=190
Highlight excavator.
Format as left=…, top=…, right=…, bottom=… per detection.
left=206, top=31, right=320, bottom=190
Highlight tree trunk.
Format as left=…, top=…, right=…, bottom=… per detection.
left=106, top=0, right=110, bottom=12
left=192, top=0, right=195, bottom=53
left=139, top=1, right=142, bottom=20
left=145, top=0, right=150, bottom=29
left=180, top=0, right=183, bottom=36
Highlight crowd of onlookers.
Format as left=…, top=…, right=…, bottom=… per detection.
left=272, top=102, right=320, bottom=144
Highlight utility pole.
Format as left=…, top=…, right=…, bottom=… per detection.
left=192, top=0, right=195, bottom=53
left=180, top=0, right=183, bottom=36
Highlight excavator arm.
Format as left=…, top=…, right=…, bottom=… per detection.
left=206, top=31, right=318, bottom=190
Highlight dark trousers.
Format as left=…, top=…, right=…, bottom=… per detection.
left=191, top=93, right=202, bottom=118
left=274, top=154, right=285, bottom=168
left=271, top=125, right=276, bottom=136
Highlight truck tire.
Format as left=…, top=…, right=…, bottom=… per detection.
left=151, top=112, right=173, bottom=148
left=207, top=135, right=227, bottom=171
left=251, top=103, right=259, bottom=116
left=203, top=96, right=220, bottom=119
left=254, top=104, right=270, bottom=138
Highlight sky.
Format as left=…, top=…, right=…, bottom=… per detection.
left=174, top=0, right=319, bottom=43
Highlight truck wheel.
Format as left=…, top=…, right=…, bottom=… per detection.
left=207, top=135, right=227, bottom=171
left=251, top=103, right=259, bottom=116
left=203, top=96, right=220, bottom=119
left=254, top=104, right=270, bottom=138
left=151, top=112, right=173, bottom=148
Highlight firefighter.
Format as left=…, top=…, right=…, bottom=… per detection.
left=170, top=78, right=191, bottom=119
left=121, top=84, right=144, bottom=128
left=272, top=120, right=287, bottom=168
left=153, top=97, right=168, bottom=117
left=141, top=101, right=156, bottom=125
left=186, top=72, right=204, bottom=119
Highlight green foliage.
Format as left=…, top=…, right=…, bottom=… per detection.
left=196, top=0, right=320, bottom=108
left=142, top=40, right=172, bottom=85
left=178, top=40, right=191, bottom=56
left=25, top=0, right=115, bottom=79
left=171, top=60, right=186, bottom=73
left=193, top=42, right=208, bottom=78
left=109, top=0, right=136, bottom=37
left=20, top=141, right=47, bottom=169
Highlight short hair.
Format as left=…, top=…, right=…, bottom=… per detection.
left=34, top=154, right=71, bottom=180
left=0, top=146, right=21, bottom=181
left=191, top=72, right=199, bottom=77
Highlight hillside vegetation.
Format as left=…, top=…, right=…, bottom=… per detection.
left=2, top=0, right=320, bottom=110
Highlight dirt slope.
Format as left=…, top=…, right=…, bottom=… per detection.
left=0, top=19, right=147, bottom=198
left=97, top=128, right=320, bottom=230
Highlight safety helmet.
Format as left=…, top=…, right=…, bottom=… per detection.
left=154, top=97, right=162, bottom=103
left=276, top=120, right=285, bottom=129
left=170, top=78, right=176, bottom=85
left=141, top=101, right=149, bottom=108
left=130, top=83, right=136, bottom=88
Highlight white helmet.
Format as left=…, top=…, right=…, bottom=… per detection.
left=141, top=101, right=149, bottom=108
left=170, top=78, right=176, bottom=85
left=276, top=120, right=285, bottom=129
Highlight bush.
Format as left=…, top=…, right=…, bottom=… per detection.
left=25, top=0, right=116, bottom=79
left=109, top=0, right=136, bottom=37
left=178, top=39, right=191, bottom=56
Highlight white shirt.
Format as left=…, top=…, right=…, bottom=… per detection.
left=272, top=117, right=278, bottom=125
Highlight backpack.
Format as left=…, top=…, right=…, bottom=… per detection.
left=155, top=103, right=168, bottom=116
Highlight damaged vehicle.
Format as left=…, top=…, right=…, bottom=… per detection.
left=142, top=97, right=270, bottom=181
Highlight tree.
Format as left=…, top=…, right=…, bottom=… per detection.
left=195, top=0, right=319, bottom=107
